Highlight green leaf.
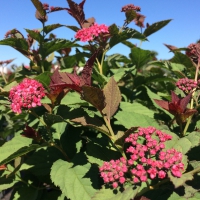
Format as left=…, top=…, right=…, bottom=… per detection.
left=92, top=185, right=139, bottom=200
left=129, top=47, right=152, bottom=69
left=43, top=113, right=65, bottom=127
left=170, top=52, right=194, bottom=68
left=50, top=159, right=96, bottom=200
left=168, top=171, right=193, bottom=188
left=102, top=77, right=121, bottom=120
left=121, top=40, right=136, bottom=48
left=108, top=23, right=119, bottom=35
left=0, top=175, right=16, bottom=190
left=34, top=71, right=51, bottom=89
left=109, top=28, right=146, bottom=49
left=168, top=62, right=186, bottom=72
left=143, top=19, right=172, bottom=37
left=172, top=137, right=192, bottom=154
left=3, top=81, right=18, bottom=91
left=92, top=66, right=108, bottom=85
left=185, top=132, right=200, bottom=148
left=114, top=111, right=159, bottom=129
left=43, top=24, right=64, bottom=35
left=52, top=122, right=67, bottom=140
left=0, top=144, right=41, bottom=166
left=168, top=192, right=185, bottom=200
left=0, top=136, right=33, bottom=165
left=41, top=39, right=79, bottom=58
left=61, top=91, right=87, bottom=106
left=120, top=102, right=155, bottom=118
left=0, top=38, right=29, bottom=56
left=12, top=185, right=41, bottom=200
left=25, top=147, right=65, bottom=176
left=86, top=142, right=121, bottom=165
left=25, top=28, right=43, bottom=43
left=65, top=25, right=80, bottom=32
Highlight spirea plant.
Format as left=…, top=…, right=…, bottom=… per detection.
left=0, top=0, right=200, bottom=199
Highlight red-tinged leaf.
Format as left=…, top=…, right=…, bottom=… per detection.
left=171, top=91, right=180, bottom=103
left=81, top=51, right=99, bottom=86
left=71, top=116, right=109, bottom=136
left=0, top=165, right=6, bottom=171
left=164, top=43, right=178, bottom=51
left=180, top=93, right=192, bottom=111
left=66, top=0, right=86, bottom=27
left=180, top=109, right=197, bottom=122
left=154, top=99, right=169, bottom=111
left=82, top=17, right=95, bottom=28
left=169, top=102, right=182, bottom=114
left=35, top=10, right=48, bottom=23
left=102, top=77, right=121, bottom=120
left=82, top=85, right=105, bottom=111
left=31, top=0, right=46, bottom=16
left=22, top=125, right=42, bottom=142
left=46, top=88, right=69, bottom=106
left=49, top=6, right=68, bottom=13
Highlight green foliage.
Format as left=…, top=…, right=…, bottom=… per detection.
left=143, top=19, right=172, bottom=37
left=0, top=0, right=200, bottom=199
left=50, top=158, right=97, bottom=200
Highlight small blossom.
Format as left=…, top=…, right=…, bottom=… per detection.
left=112, top=182, right=118, bottom=189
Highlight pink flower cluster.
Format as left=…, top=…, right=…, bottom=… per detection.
left=176, top=78, right=199, bottom=93
left=99, top=127, right=184, bottom=188
left=121, top=4, right=141, bottom=12
left=99, top=157, right=128, bottom=189
left=186, top=43, right=200, bottom=58
left=9, top=78, right=45, bottom=114
left=75, top=23, right=109, bottom=42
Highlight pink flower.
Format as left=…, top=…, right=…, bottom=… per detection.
left=158, top=170, right=166, bottom=179
left=112, top=182, right=118, bottom=189
left=75, top=23, right=109, bottom=42
left=9, top=78, right=45, bottom=113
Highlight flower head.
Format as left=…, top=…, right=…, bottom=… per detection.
left=186, top=42, right=200, bottom=64
left=176, top=78, right=198, bottom=94
left=75, top=23, right=109, bottom=42
left=9, top=78, right=45, bottom=113
left=99, top=127, right=184, bottom=188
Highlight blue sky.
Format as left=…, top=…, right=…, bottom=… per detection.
left=0, top=0, right=200, bottom=66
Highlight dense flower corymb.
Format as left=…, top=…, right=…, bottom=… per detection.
left=176, top=78, right=198, bottom=93
left=9, top=78, right=45, bottom=114
left=75, top=23, right=109, bottom=42
left=99, top=127, right=184, bottom=189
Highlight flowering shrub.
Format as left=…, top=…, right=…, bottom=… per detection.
left=0, top=0, right=200, bottom=200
